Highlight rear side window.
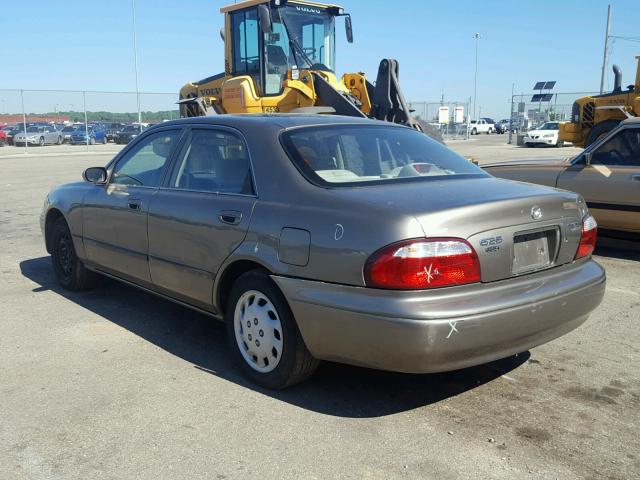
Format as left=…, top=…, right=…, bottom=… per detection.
left=169, top=129, right=254, bottom=195
left=281, top=125, right=487, bottom=187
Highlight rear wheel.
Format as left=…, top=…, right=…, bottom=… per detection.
left=39, top=136, right=45, bottom=146
left=102, top=136, right=107, bottom=144
left=585, top=119, right=620, bottom=147
left=89, top=137, right=95, bottom=145
left=57, top=136, right=62, bottom=145
left=225, top=270, right=319, bottom=389
left=471, top=128, right=477, bottom=135
left=51, top=218, right=97, bottom=291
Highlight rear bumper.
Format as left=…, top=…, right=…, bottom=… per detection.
left=272, top=260, right=606, bottom=373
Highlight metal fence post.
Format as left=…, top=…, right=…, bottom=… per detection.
left=20, top=89, right=27, bottom=154
left=83, top=91, right=89, bottom=152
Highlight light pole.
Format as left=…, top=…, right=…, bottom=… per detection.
left=600, top=5, right=612, bottom=94
left=132, top=0, right=142, bottom=126
left=472, top=33, right=481, bottom=121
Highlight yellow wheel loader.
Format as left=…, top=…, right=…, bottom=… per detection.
left=179, top=0, right=425, bottom=133
left=559, top=56, right=640, bottom=148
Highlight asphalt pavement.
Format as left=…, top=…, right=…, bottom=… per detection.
left=0, top=145, right=638, bottom=480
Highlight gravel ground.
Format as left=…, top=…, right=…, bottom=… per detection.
left=0, top=150, right=638, bottom=480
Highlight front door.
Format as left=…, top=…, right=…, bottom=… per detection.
left=147, top=127, right=256, bottom=309
left=83, top=128, right=183, bottom=284
left=558, top=125, right=640, bottom=232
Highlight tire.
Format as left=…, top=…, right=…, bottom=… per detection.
left=556, top=137, right=563, bottom=148
left=102, top=136, right=107, bottom=144
left=39, top=136, right=45, bottom=146
left=57, top=136, right=62, bottom=145
left=585, top=119, right=620, bottom=147
left=225, top=270, right=319, bottom=389
left=51, top=217, right=97, bottom=291
left=486, top=128, right=492, bottom=135
left=471, top=128, right=477, bottom=135
left=89, top=137, right=95, bottom=145
left=525, top=142, right=532, bottom=147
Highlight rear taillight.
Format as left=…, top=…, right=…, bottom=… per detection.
left=575, top=214, right=597, bottom=259
left=364, top=238, right=481, bottom=290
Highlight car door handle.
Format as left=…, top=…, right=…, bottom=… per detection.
left=218, top=210, right=242, bottom=225
left=128, top=199, right=142, bottom=211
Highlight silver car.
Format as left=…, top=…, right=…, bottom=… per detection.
left=14, top=125, right=63, bottom=146
left=41, top=115, right=606, bottom=388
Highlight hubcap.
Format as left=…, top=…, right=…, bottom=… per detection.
left=233, top=290, right=283, bottom=373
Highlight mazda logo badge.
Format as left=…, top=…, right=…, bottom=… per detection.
left=531, top=206, right=543, bottom=220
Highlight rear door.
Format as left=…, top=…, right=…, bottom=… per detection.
left=557, top=125, right=640, bottom=232
left=83, top=128, right=183, bottom=284
left=147, top=126, right=256, bottom=309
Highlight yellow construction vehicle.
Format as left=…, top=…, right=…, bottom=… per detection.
left=179, top=0, right=423, bottom=131
left=560, top=56, right=640, bottom=147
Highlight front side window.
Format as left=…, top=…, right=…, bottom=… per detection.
left=169, top=129, right=253, bottom=195
left=591, top=128, right=640, bottom=167
left=281, top=125, right=487, bottom=187
left=111, top=130, right=181, bottom=187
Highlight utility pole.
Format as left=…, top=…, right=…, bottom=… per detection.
left=472, top=33, right=481, bottom=121
left=132, top=0, right=142, bottom=126
left=600, top=4, right=612, bottom=94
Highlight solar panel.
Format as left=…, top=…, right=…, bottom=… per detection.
left=531, top=94, right=543, bottom=102
left=543, top=81, right=556, bottom=90
left=533, top=81, right=546, bottom=90
left=542, top=93, right=554, bottom=102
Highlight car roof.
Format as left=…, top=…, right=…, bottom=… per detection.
left=148, top=114, right=406, bottom=132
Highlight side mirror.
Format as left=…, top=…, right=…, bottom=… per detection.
left=258, top=4, right=272, bottom=34
left=83, top=167, right=107, bottom=184
left=345, top=14, right=353, bottom=43
left=219, top=27, right=225, bottom=42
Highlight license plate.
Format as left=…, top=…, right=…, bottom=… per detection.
left=512, top=229, right=555, bottom=274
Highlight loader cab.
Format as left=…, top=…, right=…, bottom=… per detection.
left=222, top=0, right=349, bottom=96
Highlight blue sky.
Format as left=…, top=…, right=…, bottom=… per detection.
left=1, top=0, right=639, bottom=117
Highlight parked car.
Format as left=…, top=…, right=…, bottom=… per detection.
left=469, top=118, right=494, bottom=135
left=60, top=125, right=81, bottom=143
left=523, top=121, right=564, bottom=147
left=0, top=129, right=6, bottom=146
left=70, top=124, right=107, bottom=145
left=104, top=122, right=125, bottom=142
left=13, top=125, right=63, bottom=146
left=495, top=119, right=511, bottom=134
left=41, top=115, right=606, bottom=388
left=115, top=124, right=144, bottom=144
left=6, top=124, right=25, bottom=145
left=484, top=116, right=640, bottom=236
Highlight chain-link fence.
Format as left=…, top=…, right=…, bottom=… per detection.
left=506, top=91, right=598, bottom=143
left=0, top=88, right=178, bottom=153
left=0, top=89, right=476, bottom=154
left=408, top=100, right=472, bottom=140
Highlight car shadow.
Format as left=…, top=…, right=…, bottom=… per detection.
left=595, top=234, right=640, bottom=261
left=21, top=256, right=529, bottom=418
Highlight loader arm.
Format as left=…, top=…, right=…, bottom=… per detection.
left=369, top=59, right=423, bottom=132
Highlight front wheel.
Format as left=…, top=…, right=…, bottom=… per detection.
left=102, top=136, right=107, bottom=144
left=225, top=270, right=318, bottom=389
left=471, top=128, right=477, bottom=135
left=51, top=218, right=97, bottom=290
left=89, top=137, right=95, bottom=145
left=39, top=136, right=45, bottom=146
left=57, top=136, right=62, bottom=145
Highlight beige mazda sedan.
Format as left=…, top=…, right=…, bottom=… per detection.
left=485, top=118, right=640, bottom=236
left=41, top=115, right=606, bottom=388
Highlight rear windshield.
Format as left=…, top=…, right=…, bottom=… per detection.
left=281, top=125, right=487, bottom=187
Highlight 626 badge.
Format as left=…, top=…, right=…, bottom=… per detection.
left=480, top=235, right=503, bottom=253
